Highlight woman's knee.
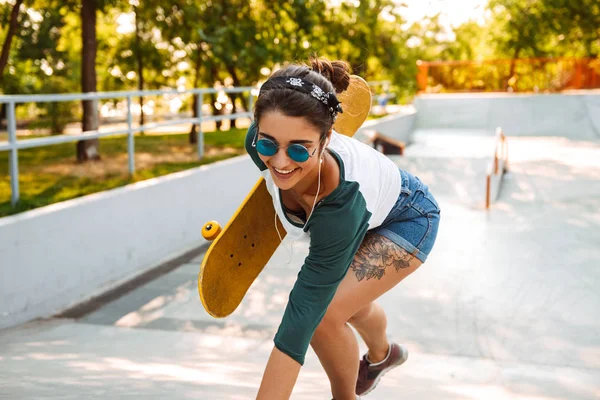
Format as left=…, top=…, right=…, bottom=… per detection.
left=348, top=302, right=373, bottom=325
left=313, top=305, right=348, bottom=341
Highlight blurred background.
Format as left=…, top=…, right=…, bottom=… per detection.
left=1, top=2, right=599, bottom=399
left=0, top=0, right=598, bottom=216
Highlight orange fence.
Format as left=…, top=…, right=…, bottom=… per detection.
left=485, top=128, right=509, bottom=209
left=417, top=57, right=600, bottom=93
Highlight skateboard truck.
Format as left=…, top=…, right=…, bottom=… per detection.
left=202, top=221, right=222, bottom=241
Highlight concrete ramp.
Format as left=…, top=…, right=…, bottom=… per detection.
left=1, top=122, right=599, bottom=398
left=390, top=129, right=497, bottom=209
left=583, top=94, right=600, bottom=135
left=415, top=93, right=600, bottom=139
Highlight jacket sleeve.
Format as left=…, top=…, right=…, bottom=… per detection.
left=273, top=183, right=371, bottom=365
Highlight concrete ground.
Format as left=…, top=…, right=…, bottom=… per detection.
left=1, top=131, right=599, bottom=399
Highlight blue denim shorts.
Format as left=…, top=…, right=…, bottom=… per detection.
left=371, top=169, right=441, bottom=263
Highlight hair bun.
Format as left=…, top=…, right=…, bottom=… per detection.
left=309, top=57, right=351, bottom=94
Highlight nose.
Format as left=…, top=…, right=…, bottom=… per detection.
left=270, top=147, right=292, bottom=167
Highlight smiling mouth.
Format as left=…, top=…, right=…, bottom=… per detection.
left=274, top=167, right=296, bottom=174
left=272, top=166, right=299, bottom=179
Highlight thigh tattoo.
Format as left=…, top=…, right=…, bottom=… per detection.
left=350, top=233, right=412, bottom=281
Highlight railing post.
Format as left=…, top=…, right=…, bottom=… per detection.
left=494, top=127, right=501, bottom=174
left=248, top=89, right=254, bottom=118
left=126, top=95, right=135, bottom=175
left=503, top=134, right=509, bottom=173
left=7, top=101, right=19, bottom=206
left=494, top=152, right=499, bottom=174
left=197, top=91, right=204, bottom=159
left=416, top=60, right=429, bottom=93
left=485, top=174, right=491, bottom=209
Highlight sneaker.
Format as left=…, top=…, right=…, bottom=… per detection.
left=355, top=343, right=408, bottom=396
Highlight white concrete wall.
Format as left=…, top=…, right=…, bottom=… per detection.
left=414, top=93, right=600, bottom=140
left=0, top=156, right=260, bottom=330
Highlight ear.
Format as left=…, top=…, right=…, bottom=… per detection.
left=325, top=128, right=333, bottom=146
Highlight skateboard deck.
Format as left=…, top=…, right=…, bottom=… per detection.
left=198, top=75, right=372, bottom=318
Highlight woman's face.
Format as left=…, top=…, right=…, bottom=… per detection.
left=257, top=111, right=324, bottom=191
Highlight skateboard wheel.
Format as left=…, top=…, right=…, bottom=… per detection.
left=202, top=221, right=222, bottom=241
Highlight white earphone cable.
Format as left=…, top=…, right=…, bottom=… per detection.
left=275, top=146, right=325, bottom=265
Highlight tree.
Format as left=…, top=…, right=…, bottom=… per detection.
left=3, top=1, right=82, bottom=133
left=78, top=0, right=100, bottom=161
left=132, top=1, right=145, bottom=128
left=0, top=0, right=24, bottom=85
left=545, top=0, right=600, bottom=57
left=0, top=0, right=24, bottom=127
left=485, top=0, right=600, bottom=90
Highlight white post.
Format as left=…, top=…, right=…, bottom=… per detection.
left=248, top=89, right=254, bottom=119
left=127, top=96, right=135, bottom=174
left=7, top=101, right=19, bottom=206
left=197, top=91, right=204, bottom=159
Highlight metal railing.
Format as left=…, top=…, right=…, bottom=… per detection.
left=0, top=86, right=255, bottom=206
left=417, top=57, right=600, bottom=93
left=1, top=80, right=395, bottom=208
left=485, top=127, right=509, bottom=209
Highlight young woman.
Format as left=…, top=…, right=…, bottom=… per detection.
left=245, top=58, right=441, bottom=400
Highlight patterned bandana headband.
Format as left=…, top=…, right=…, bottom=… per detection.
left=259, top=76, right=344, bottom=120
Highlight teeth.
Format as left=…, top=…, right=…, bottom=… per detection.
left=274, top=167, right=295, bottom=175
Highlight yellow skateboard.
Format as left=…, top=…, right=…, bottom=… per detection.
left=198, top=75, right=372, bottom=318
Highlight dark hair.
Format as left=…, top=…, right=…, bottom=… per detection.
left=254, top=57, right=351, bottom=142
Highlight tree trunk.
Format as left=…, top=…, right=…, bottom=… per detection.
left=134, top=5, right=145, bottom=132
left=209, top=65, right=223, bottom=130
left=585, top=38, right=597, bottom=58
left=0, top=103, right=5, bottom=130
left=225, top=66, right=248, bottom=129
left=0, top=0, right=24, bottom=85
left=210, top=92, right=222, bottom=130
left=78, top=0, right=100, bottom=161
left=228, top=92, right=237, bottom=129
left=506, top=47, right=521, bottom=91
left=189, top=94, right=198, bottom=144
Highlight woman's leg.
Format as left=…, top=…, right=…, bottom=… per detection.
left=310, top=233, right=422, bottom=400
left=348, top=302, right=389, bottom=363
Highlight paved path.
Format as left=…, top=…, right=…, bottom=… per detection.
left=1, top=133, right=599, bottom=399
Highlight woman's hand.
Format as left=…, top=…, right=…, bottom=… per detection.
left=256, top=346, right=302, bottom=399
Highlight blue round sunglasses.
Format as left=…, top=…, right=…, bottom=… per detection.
left=253, top=136, right=317, bottom=163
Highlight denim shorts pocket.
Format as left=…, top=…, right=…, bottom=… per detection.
left=411, top=188, right=441, bottom=217
left=395, top=190, right=411, bottom=210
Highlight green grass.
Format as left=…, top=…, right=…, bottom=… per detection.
left=367, top=112, right=389, bottom=120
left=0, top=128, right=248, bottom=217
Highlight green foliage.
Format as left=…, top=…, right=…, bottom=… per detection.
left=1, top=0, right=598, bottom=120
left=1, top=1, right=418, bottom=105
left=487, top=0, right=600, bottom=58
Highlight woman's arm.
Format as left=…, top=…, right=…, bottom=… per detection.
left=256, top=191, right=370, bottom=398
left=256, top=347, right=301, bottom=400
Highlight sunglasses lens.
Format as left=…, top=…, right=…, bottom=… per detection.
left=288, top=144, right=310, bottom=163
left=256, top=139, right=277, bottom=156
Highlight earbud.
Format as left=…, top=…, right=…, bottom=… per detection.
left=320, top=137, right=329, bottom=157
